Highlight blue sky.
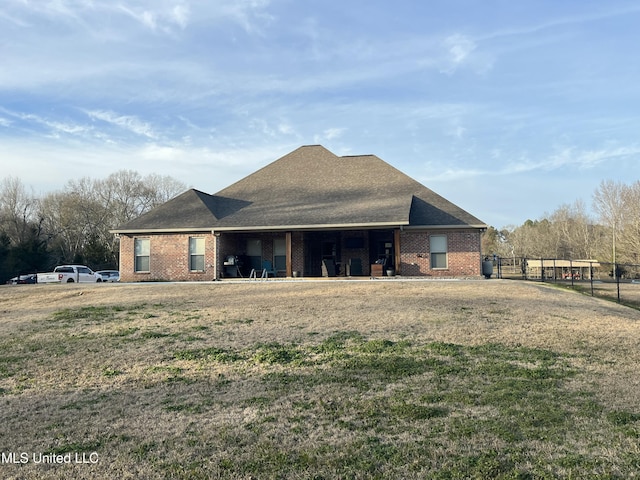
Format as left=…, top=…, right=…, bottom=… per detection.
left=1, top=0, right=640, bottom=228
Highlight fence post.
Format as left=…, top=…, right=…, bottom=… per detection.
left=540, top=258, right=544, bottom=282
left=590, top=261, right=594, bottom=297
left=570, top=260, right=574, bottom=287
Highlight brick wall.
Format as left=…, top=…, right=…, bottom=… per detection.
left=291, top=232, right=304, bottom=276
left=119, top=233, right=216, bottom=282
left=341, top=230, right=370, bottom=276
left=118, top=235, right=135, bottom=282
left=399, top=230, right=482, bottom=277
left=119, top=229, right=483, bottom=281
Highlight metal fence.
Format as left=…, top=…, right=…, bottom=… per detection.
left=488, top=256, right=640, bottom=306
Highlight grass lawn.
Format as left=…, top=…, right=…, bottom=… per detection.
left=0, top=279, right=639, bottom=479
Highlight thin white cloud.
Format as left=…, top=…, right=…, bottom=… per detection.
left=138, top=143, right=185, bottom=162
left=2, top=1, right=270, bottom=36
left=0, top=108, right=92, bottom=137
left=116, top=5, right=156, bottom=30
left=220, top=0, right=274, bottom=34
left=0, top=134, right=292, bottom=195
left=86, top=110, right=157, bottom=139
left=0, top=8, right=30, bottom=27
left=45, top=120, right=90, bottom=136
left=425, top=144, right=640, bottom=183
left=480, top=4, right=640, bottom=43
left=277, top=123, right=294, bottom=135
left=323, top=128, right=345, bottom=140
left=545, top=145, right=640, bottom=170
left=444, top=34, right=476, bottom=68
left=313, top=128, right=345, bottom=144
left=426, top=167, right=487, bottom=182
left=32, top=0, right=86, bottom=21
left=248, top=118, right=278, bottom=137
left=116, top=2, right=191, bottom=33
left=121, top=0, right=271, bottom=35
left=509, top=145, right=640, bottom=174
left=171, top=4, right=189, bottom=29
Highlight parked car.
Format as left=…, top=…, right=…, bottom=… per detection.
left=37, top=265, right=102, bottom=283
left=96, top=270, right=120, bottom=282
left=7, top=274, right=37, bottom=285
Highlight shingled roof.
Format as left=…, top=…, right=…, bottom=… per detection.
left=113, top=145, right=485, bottom=233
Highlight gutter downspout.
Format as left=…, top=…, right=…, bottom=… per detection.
left=212, top=230, right=220, bottom=280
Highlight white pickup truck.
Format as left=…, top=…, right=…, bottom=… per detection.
left=37, top=265, right=103, bottom=284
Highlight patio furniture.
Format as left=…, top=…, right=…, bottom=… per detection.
left=322, top=259, right=336, bottom=277
left=262, top=260, right=278, bottom=277
left=347, top=258, right=362, bottom=276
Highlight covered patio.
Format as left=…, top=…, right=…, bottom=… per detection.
left=216, top=229, right=401, bottom=279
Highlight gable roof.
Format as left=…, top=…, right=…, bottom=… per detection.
left=113, top=145, right=486, bottom=233
left=115, top=189, right=219, bottom=233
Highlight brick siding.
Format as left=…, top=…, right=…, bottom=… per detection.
left=119, top=229, right=482, bottom=281
left=291, top=232, right=304, bottom=276
left=119, top=233, right=216, bottom=282
left=341, top=230, right=371, bottom=276
left=399, top=230, right=482, bottom=277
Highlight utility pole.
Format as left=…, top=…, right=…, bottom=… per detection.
left=612, top=218, right=617, bottom=281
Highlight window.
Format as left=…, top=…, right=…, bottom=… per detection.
left=273, top=237, right=286, bottom=272
left=189, top=237, right=205, bottom=271
left=430, top=235, right=448, bottom=269
left=134, top=238, right=150, bottom=272
left=246, top=239, right=262, bottom=272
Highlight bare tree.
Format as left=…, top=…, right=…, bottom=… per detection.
left=98, top=170, right=186, bottom=226
left=549, top=200, right=599, bottom=260
left=144, top=173, right=188, bottom=208
left=0, top=176, right=40, bottom=245
left=1, top=170, right=186, bottom=276
left=38, top=190, right=99, bottom=265
left=37, top=171, right=186, bottom=268
left=593, top=179, right=639, bottom=265
left=0, top=177, right=50, bottom=278
left=617, top=181, right=640, bottom=264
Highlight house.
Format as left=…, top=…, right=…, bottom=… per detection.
left=112, top=145, right=487, bottom=281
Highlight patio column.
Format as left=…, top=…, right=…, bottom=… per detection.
left=286, top=231, right=293, bottom=277
left=394, top=228, right=401, bottom=275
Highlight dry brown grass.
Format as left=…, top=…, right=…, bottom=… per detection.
left=0, top=279, right=639, bottom=479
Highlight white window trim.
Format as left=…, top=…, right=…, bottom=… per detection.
left=189, top=237, right=206, bottom=272
left=134, top=238, right=151, bottom=273
left=430, top=234, right=448, bottom=270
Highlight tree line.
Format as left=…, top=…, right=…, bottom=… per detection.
left=0, top=171, right=186, bottom=283
left=482, top=180, right=640, bottom=266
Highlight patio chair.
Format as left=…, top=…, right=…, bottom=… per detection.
left=347, top=258, right=362, bottom=276
left=261, top=260, right=278, bottom=278
left=321, top=259, right=336, bottom=277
